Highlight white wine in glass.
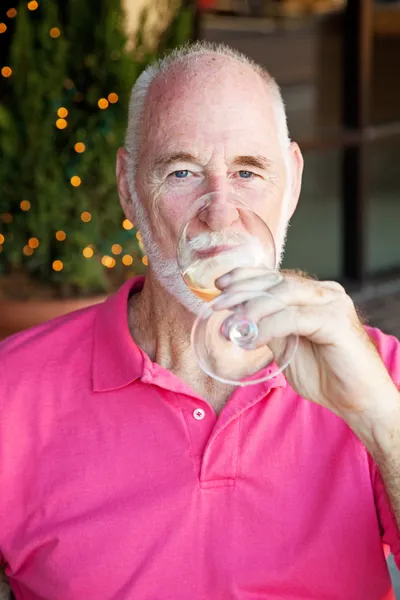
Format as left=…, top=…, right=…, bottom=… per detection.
left=177, top=192, right=298, bottom=386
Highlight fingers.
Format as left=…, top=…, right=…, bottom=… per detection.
left=214, top=274, right=342, bottom=312
left=252, top=303, right=344, bottom=347
left=215, top=268, right=282, bottom=290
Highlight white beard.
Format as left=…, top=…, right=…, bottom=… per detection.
left=130, top=183, right=290, bottom=315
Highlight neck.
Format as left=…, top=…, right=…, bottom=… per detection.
left=129, top=269, right=195, bottom=372
left=128, top=269, right=235, bottom=413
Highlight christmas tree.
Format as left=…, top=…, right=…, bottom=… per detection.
left=0, top=0, right=195, bottom=298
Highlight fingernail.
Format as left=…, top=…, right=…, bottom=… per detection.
left=215, top=274, right=232, bottom=289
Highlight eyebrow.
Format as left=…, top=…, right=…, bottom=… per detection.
left=154, top=152, right=199, bottom=170
left=231, top=155, right=272, bottom=170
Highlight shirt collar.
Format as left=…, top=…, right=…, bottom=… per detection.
left=92, top=277, right=145, bottom=392
left=92, top=276, right=287, bottom=397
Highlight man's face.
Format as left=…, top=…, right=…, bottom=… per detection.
left=130, top=56, right=303, bottom=312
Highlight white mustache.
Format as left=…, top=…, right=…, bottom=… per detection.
left=188, top=230, right=252, bottom=252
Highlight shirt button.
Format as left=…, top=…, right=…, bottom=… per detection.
left=193, top=408, right=205, bottom=421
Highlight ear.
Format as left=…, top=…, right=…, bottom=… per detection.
left=116, top=147, right=136, bottom=226
left=287, top=141, right=304, bottom=219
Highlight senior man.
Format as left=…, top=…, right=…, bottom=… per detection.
left=1, top=41, right=400, bottom=599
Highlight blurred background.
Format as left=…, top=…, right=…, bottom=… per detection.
left=0, top=0, right=400, bottom=593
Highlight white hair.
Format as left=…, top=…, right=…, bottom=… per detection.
left=123, top=41, right=292, bottom=313
left=125, top=41, right=290, bottom=176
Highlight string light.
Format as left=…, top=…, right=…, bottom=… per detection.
left=28, top=237, right=39, bottom=249
left=20, top=200, right=31, bottom=211
left=122, top=219, right=133, bottom=230
left=98, top=98, right=109, bottom=110
left=57, top=107, right=68, bottom=118
left=82, top=246, right=94, bottom=258
left=122, top=254, right=133, bottom=266
left=1, top=213, right=12, bottom=224
left=135, top=231, right=142, bottom=240
left=74, top=142, right=85, bottom=153
left=0, top=234, right=4, bottom=245
left=142, top=256, right=149, bottom=266
left=23, top=245, right=33, bottom=256
left=50, top=27, right=61, bottom=39
left=81, top=211, right=91, bottom=223
left=1, top=67, right=12, bottom=78
left=101, top=255, right=116, bottom=268
left=56, top=230, right=66, bottom=241
left=56, top=118, right=67, bottom=130
left=6, top=8, right=17, bottom=18
left=111, top=244, right=122, bottom=255
left=108, top=93, right=119, bottom=104
left=52, top=260, right=63, bottom=271
left=0, top=23, right=7, bottom=34
left=70, top=176, right=81, bottom=187
left=27, top=1, right=39, bottom=10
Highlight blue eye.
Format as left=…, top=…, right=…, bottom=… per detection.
left=239, top=170, right=254, bottom=179
left=173, top=170, right=189, bottom=179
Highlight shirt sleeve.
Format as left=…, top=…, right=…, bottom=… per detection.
left=366, top=327, right=400, bottom=567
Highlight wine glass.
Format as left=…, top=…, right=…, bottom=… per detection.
left=177, top=191, right=298, bottom=386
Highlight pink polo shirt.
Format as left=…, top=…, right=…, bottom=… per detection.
left=1, top=277, right=400, bottom=599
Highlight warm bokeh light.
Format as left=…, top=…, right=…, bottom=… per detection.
left=82, top=246, right=94, bottom=258
left=50, top=27, right=61, bottom=39
left=142, top=255, right=149, bottom=266
left=111, top=243, right=122, bottom=255
left=122, top=254, right=133, bottom=266
left=20, top=200, right=31, bottom=211
left=27, top=1, right=39, bottom=10
left=74, top=142, right=85, bottom=153
left=0, top=234, right=4, bottom=245
left=0, top=246, right=2, bottom=253
left=57, top=107, right=68, bottom=118
left=70, top=176, right=81, bottom=187
left=108, top=93, right=119, bottom=104
left=1, top=213, right=12, bottom=224
left=56, top=118, right=67, bottom=130
left=101, top=255, right=116, bottom=268
left=52, top=260, right=63, bottom=271
left=0, top=23, right=7, bottom=34
left=28, top=237, right=39, bottom=249
left=23, top=245, right=33, bottom=256
left=98, top=98, right=109, bottom=109
left=1, top=66, right=12, bottom=78
left=6, top=8, right=17, bottom=18
left=122, top=219, right=133, bottom=231
left=81, top=211, right=92, bottom=223
left=56, top=230, right=66, bottom=241
left=135, top=231, right=142, bottom=240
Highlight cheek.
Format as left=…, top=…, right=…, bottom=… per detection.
left=146, top=197, right=188, bottom=255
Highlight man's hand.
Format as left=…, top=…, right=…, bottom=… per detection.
left=216, top=268, right=400, bottom=535
left=215, top=269, right=400, bottom=431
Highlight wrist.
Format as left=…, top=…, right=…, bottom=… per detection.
left=343, top=387, right=400, bottom=457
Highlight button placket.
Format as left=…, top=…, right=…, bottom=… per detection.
left=200, top=416, right=241, bottom=487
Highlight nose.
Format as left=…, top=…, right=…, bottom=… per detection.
left=198, top=190, right=240, bottom=231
